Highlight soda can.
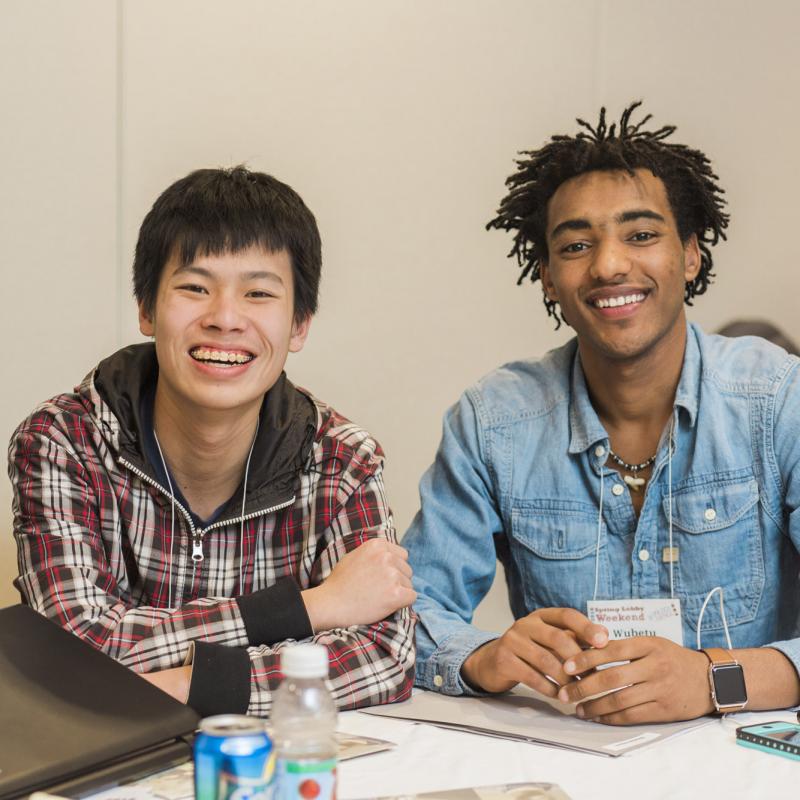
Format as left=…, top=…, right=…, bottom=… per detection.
left=194, top=714, right=275, bottom=800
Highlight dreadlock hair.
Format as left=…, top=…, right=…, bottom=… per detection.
left=486, top=102, right=729, bottom=328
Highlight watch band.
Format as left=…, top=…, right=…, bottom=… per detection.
left=702, top=647, right=737, bottom=667
left=701, top=647, right=747, bottom=713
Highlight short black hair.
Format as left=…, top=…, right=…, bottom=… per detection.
left=133, top=166, right=321, bottom=322
left=487, top=102, right=729, bottom=328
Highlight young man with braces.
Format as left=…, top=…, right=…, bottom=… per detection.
left=9, top=166, right=415, bottom=716
left=404, top=104, right=800, bottom=723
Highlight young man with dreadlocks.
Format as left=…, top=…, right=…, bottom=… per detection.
left=9, top=166, right=415, bottom=716
left=403, top=103, right=800, bottom=723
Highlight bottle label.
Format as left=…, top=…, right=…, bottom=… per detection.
left=276, top=758, right=336, bottom=800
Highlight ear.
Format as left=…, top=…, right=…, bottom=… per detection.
left=138, top=301, right=155, bottom=337
left=683, top=234, right=701, bottom=282
left=540, top=261, right=559, bottom=303
left=289, top=315, right=312, bottom=353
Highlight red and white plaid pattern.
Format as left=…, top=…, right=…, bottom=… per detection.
left=9, top=368, right=414, bottom=716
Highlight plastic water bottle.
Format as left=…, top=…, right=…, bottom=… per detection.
left=272, top=643, right=337, bottom=800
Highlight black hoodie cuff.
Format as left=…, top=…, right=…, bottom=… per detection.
left=236, top=577, right=313, bottom=646
left=188, top=641, right=250, bottom=717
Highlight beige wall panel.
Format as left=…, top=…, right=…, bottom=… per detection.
left=5, top=1, right=799, bottom=631
left=119, top=0, right=601, bottom=631
left=0, top=2, right=118, bottom=606
left=598, top=0, right=800, bottom=339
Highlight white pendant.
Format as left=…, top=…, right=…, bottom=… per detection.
left=623, top=474, right=646, bottom=491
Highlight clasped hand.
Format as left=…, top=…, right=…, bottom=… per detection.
left=461, top=607, right=712, bottom=725
left=303, top=538, right=416, bottom=631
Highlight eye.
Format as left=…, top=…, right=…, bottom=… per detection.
left=177, top=283, right=208, bottom=294
left=629, top=231, right=657, bottom=243
left=561, top=241, right=589, bottom=255
left=246, top=290, right=277, bottom=299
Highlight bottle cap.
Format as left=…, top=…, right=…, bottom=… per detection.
left=281, top=643, right=329, bottom=679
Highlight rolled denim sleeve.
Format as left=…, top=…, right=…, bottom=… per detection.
left=403, top=389, right=504, bottom=695
left=769, top=357, right=800, bottom=687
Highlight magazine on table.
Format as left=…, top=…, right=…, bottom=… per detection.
left=355, top=782, right=571, bottom=799
left=364, top=686, right=711, bottom=757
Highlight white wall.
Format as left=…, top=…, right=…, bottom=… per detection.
left=2, top=0, right=799, bottom=632
left=0, top=0, right=119, bottom=603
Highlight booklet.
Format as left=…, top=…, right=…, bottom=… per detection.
left=336, top=732, right=396, bottom=761
left=355, top=782, right=571, bottom=799
left=364, top=687, right=710, bottom=757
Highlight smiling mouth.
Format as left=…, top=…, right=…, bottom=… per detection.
left=591, top=292, right=647, bottom=309
left=189, top=347, right=255, bottom=367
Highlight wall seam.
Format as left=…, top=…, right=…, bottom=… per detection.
left=115, top=0, right=125, bottom=347
left=594, top=0, right=609, bottom=109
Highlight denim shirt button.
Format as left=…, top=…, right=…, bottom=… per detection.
left=638, top=549, right=650, bottom=562
left=704, top=507, right=717, bottom=521
left=433, top=674, right=444, bottom=687
left=594, top=445, right=606, bottom=458
left=612, top=483, right=624, bottom=496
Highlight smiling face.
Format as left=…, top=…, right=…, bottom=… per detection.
left=540, top=168, right=700, bottom=365
left=138, top=245, right=310, bottom=420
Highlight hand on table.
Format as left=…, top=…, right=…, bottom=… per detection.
left=557, top=636, right=714, bottom=725
left=461, top=608, right=609, bottom=696
left=302, top=538, right=416, bottom=632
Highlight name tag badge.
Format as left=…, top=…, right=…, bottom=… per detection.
left=586, top=598, right=684, bottom=647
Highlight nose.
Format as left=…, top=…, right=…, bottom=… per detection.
left=200, top=290, right=246, bottom=332
left=590, top=237, right=631, bottom=282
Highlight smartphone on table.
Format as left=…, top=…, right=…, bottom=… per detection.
left=736, top=721, right=800, bottom=762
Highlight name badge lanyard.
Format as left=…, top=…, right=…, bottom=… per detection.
left=588, top=414, right=685, bottom=646
left=591, top=413, right=734, bottom=650
left=593, top=414, right=677, bottom=602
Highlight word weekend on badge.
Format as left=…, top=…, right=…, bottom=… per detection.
left=586, top=598, right=684, bottom=646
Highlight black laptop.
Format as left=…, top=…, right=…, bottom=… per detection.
left=0, top=604, right=200, bottom=799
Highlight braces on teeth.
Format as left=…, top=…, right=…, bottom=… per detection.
left=191, top=349, right=253, bottom=364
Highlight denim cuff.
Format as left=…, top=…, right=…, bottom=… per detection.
left=414, top=626, right=499, bottom=696
left=765, top=637, right=800, bottom=706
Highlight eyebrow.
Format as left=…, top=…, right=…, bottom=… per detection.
left=242, top=270, right=284, bottom=284
left=172, top=264, right=284, bottom=285
left=549, top=209, right=667, bottom=240
left=616, top=209, right=666, bottom=225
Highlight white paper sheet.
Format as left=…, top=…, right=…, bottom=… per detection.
left=356, top=782, right=571, bottom=799
left=364, top=687, right=711, bottom=757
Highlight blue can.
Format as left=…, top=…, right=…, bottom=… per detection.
left=194, top=714, right=275, bottom=800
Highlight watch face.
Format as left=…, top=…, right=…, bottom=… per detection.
left=713, top=663, right=747, bottom=706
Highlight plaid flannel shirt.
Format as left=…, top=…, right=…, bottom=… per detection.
left=9, top=344, right=415, bottom=717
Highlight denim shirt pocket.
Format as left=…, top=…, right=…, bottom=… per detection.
left=664, top=476, right=765, bottom=631
left=509, top=502, right=607, bottom=612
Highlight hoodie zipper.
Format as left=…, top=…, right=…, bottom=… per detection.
left=118, top=456, right=295, bottom=563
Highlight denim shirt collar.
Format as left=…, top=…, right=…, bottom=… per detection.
left=567, top=322, right=701, bottom=455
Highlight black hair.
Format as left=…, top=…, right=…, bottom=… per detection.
left=133, top=166, right=321, bottom=322
left=486, top=102, right=729, bottom=328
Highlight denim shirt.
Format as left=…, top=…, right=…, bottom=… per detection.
left=405, top=323, right=800, bottom=695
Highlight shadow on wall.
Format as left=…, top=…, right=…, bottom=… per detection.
left=716, top=319, right=800, bottom=356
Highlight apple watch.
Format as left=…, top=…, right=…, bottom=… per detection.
left=701, top=647, right=748, bottom=714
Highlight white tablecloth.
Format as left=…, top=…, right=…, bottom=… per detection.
left=336, top=707, right=797, bottom=799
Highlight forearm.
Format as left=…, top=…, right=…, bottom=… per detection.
left=21, top=541, right=312, bottom=675
left=735, top=647, right=800, bottom=710
left=242, top=607, right=416, bottom=717
left=301, top=586, right=335, bottom=632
